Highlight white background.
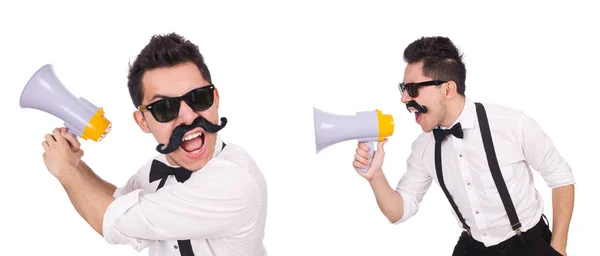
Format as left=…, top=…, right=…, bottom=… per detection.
left=1, top=0, right=598, bottom=255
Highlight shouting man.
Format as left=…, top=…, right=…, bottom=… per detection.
left=41, top=33, right=268, bottom=256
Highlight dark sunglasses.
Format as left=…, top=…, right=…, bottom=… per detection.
left=138, top=85, right=216, bottom=123
left=398, top=80, right=447, bottom=98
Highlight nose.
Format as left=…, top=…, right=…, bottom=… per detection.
left=400, top=90, right=412, bottom=104
left=175, top=100, right=197, bottom=126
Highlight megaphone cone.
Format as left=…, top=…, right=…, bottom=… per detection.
left=20, top=64, right=112, bottom=142
left=313, top=107, right=394, bottom=172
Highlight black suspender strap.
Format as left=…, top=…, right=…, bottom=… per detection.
left=435, top=135, right=471, bottom=234
left=176, top=240, right=195, bottom=256
left=474, top=103, right=523, bottom=237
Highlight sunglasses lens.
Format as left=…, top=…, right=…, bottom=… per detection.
left=188, top=87, right=214, bottom=111
left=152, top=98, right=180, bottom=122
left=408, top=86, right=418, bottom=97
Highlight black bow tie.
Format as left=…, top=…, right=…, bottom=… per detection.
left=149, top=160, right=192, bottom=190
left=149, top=142, right=228, bottom=191
left=433, top=122, right=464, bottom=142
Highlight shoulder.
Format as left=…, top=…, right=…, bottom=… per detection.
left=474, top=101, right=541, bottom=138
left=217, top=143, right=261, bottom=171
left=475, top=101, right=529, bottom=123
left=474, top=102, right=533, bottom=132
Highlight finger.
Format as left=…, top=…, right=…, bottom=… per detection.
left=61, top=128, right=81, bottom=150
left=358, top=142, right=370, bottom=151
left=376, top=138, right=388, bottom=153
left=355, top=147, right=371, bottom=160
left=354, top=153, right=370, bottom=165
left=41, top=141, right=49, bottom=151
left=52, top=128, right=67, bottom=145
left=353, top=160, right=366, bottom=169
left=44, top=134, right=56, bottom=144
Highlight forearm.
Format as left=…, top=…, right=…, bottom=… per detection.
left=78, top=160, right=117, bottom=196
left=58, top=165, right=115, bottom=236
left=369, top=170, right=404, bottom=223
left=550, top=184, right=575, bottom=251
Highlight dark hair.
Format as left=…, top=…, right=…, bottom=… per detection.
left=127, top=32, right=212, bottom=107
left=403, top=36, right=466, bottom=95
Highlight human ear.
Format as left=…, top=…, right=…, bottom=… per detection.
left=444, top=81, right=458, bottom=98
left=133, top=111, right=151, bottom=133
left=214, top=87, right=220, bottom=109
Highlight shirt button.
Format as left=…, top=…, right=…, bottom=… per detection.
left=467, top=182, right=471, bottom=186
left=483, top=233, right=487, bottom=236
left=459, top=154, right=463, bottom=157
left=174, top=245, right=179, bottom=249
left=476, top=211, right=479, bottom=214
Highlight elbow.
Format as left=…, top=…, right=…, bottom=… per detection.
left=387, top=215, right=402, bottom=224
left=385, top=208, right=405, bottom=224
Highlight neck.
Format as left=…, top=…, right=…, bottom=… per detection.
left=440, top=96, right=466, bottom=128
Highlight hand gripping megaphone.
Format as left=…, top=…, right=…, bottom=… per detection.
left=19, top=64, right=112, bottom=142
left=313, top=107, right=394, bottom=172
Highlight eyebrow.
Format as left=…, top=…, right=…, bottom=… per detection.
left=150, top=94, right=169, bottom=102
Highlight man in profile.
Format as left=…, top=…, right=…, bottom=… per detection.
left=352, top=36, right=574, bottom=255
left=40, top=32, right=268, bottom=256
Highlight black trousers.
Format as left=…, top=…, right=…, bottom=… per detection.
left=452, top=216, right=563, bottom=256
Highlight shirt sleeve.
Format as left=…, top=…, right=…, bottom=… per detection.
left=392, top=138, right=433, bottom=224
left=102, top=159, right=259, bottom=247
left=112, top=172, right=139, bottom=198
left=520, top=112, right=575, bottom=188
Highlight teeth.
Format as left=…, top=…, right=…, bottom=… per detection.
left=183, top=131, right=203, bottom=141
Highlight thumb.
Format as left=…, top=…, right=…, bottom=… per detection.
left=376, top=138, right=388, bottom=153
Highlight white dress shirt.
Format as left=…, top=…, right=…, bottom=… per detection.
left=102, top=135, right=268, bottom=256
left=394, top=98, right=575, bottom=247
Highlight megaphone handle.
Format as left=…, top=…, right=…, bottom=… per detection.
left=357, top=138, right=376, bottom=173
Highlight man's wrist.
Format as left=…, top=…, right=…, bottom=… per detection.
left=551, top=239, right=567, bottom=249
left=368, top=169, right=385, bottom=184
left=57, top=164, right=85, bottom=185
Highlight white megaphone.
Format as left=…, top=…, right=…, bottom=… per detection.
left=19, top=64, right=112, bottom=142
left=313, top=107, right=395, bottom=172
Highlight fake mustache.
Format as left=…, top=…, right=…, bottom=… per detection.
left=406, top=100, right=428, bottom=113
left=156, top=116, right=228, bottom=154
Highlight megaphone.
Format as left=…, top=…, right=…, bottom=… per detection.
left=313, top=107, right=394, bottom=172
left=19, top=64, right=112, bottom=142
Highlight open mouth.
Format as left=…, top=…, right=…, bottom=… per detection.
left=409, top=108, right=423, bottom=124
left=180, top=130, right=205, bottom=154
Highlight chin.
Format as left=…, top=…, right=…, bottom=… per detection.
left=419, top=122, right=435, bottom=133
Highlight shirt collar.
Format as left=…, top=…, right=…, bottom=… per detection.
left=438, top=98, right=476, bottom=130
left=212, top=134, right=224, bottom=157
